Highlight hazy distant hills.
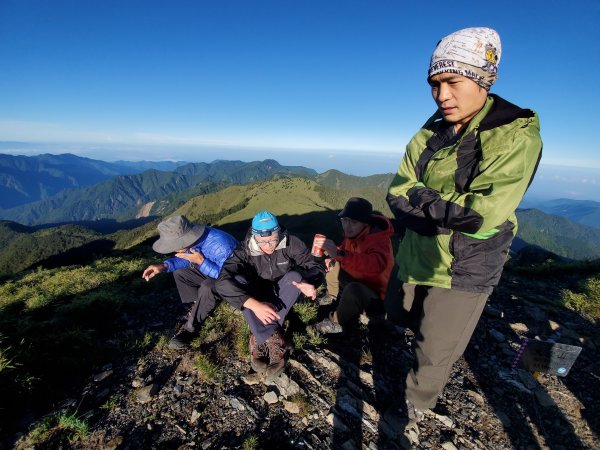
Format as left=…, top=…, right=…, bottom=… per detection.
left=530, top=199, right=600, bottom=230
left=0, top=220, right=105, bottom=277
left=0, top=153, right=190, bottom=210
left=0, top=159, right=317, bottom=226
left=315, top=169, right=394, bottom=190
left=111, top=160, right=188, bottom=172
left=515, top=208, right=600, bottom=260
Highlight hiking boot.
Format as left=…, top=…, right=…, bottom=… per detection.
left=168, top=328, right=196, bottom=350
left=249, top=335, right=268, bottom=373
left=317, top=293, right=336, bottom=306
left=315, top=313, right=343, bottom=334
left=265, top=328, right=288, bottom=381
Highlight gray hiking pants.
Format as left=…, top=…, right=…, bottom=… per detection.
left=173, top=266, right=218, bottom=333
left=386, top=275, right=488, bottom=410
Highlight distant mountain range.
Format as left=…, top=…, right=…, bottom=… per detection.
left=0, top=156, right=317, bottom=226
left=524, top=198, right=600, bottom=230
left=315, top=169, right=394, bottom=190
left=514, top=208, right=600, bottom=260
left=0, top=153, right=189, bottom=209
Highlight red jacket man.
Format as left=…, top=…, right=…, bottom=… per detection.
left=315, top=197, right=395, bottom=333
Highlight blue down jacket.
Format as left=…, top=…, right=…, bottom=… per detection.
left=163, top=227, right=239, bottom=279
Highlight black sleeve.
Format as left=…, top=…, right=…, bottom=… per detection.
left=214, top=246, right=253, bottom=310
left=386, top=192, right=451, bottom=236
left=287, top=235, right=325, bottom=287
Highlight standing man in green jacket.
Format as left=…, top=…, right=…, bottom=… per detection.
left=386, top=27, right=542, bottom=422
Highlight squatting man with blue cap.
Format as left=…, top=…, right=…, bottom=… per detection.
left=215, top=211, right=324, bottom=381
left=386, top=27, right=541, bottom=425
left=142, top=215, right=238, bottom=349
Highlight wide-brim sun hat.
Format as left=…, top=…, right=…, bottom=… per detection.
left=152, top=215, right=205, bottom=254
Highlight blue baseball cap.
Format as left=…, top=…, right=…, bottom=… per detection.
left=251, top=210, right=280, bottom=236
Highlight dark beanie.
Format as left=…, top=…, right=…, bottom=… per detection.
left=338, top=197, right=372, bottom=224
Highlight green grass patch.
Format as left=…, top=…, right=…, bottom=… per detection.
left=123, top=331, right=158, bottom=353
left=0, top=254, right=162, bottom=434
left=155, top=333, right=170, bottom=351
left=58, top=411, right=89, bottom=441
left=193, top=354, right=223, bottom=382
left=196, top=303, right=251, bottom=358
left=100, top=394, right=119, bottom=411
left=562, top=274, right=600, bottom=320
left=23, top=410, right=89, bottom=446
left=242, top=434, right=259, bottom=450
left=234, top=321, right=251, bottom=358
left=0, top=335, right=15, bottom=374
left=307, top=327, right=326, bottom=346
left=294, top=300, right=318, bottom=324
left=292, top=332, right=308, bottom=351
left=0, top=256, right=145, bottom=313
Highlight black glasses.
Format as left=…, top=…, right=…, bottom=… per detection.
left=255, top=237, right=279, bottom=247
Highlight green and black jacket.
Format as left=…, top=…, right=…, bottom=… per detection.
left=387, top=95, right=542, bottom=294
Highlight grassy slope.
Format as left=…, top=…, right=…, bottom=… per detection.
left=176, top=178, right=331, bottom=223
left=172, top=177, right=392, bottom=243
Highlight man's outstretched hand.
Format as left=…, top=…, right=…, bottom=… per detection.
left=142, top=264, right=167, bottom=282
left=292, top=281, right=317, bottom=300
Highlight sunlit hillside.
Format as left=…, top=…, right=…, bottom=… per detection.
left=172, top=177, right=392, bottom=242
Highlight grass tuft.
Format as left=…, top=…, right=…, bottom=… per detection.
left=234, top=322, right=251, bottom=358
left=58, top=411, right=89, bottom=442
left=242, top=434, right=259, bottom=450
left=307, top=327, right=326, bottom=346
left=123, top=331, right=157, bottom=353
left=292, top=332, right=308, bottom=351
left=24, top=410, right=89, bottom=446
left=100, top=394, right=119, bottom=411
left=193, top=354, right=223, bottom=382
left=561, top=274, right=600, bottom=320
left=294, top=300, right=318, bottom=324
left=155, top=333, right=170, bottom=351
left=0, top=339, right=15, bottom=373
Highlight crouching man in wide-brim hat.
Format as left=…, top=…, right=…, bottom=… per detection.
left=142, top=215, right=238, bottom=349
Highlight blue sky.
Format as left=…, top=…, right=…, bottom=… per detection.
left=1, top=0, right=599, bottom=176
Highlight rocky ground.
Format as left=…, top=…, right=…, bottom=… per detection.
left=11, top=267, right=600, bottom=450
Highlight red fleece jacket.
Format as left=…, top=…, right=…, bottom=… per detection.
left=336, top=214, right=395, bottom=299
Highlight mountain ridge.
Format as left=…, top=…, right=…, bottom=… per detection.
left=0, top=159, right=317, bottom=226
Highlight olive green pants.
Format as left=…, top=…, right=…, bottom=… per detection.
left=386, top=275, right=488, bottom=409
